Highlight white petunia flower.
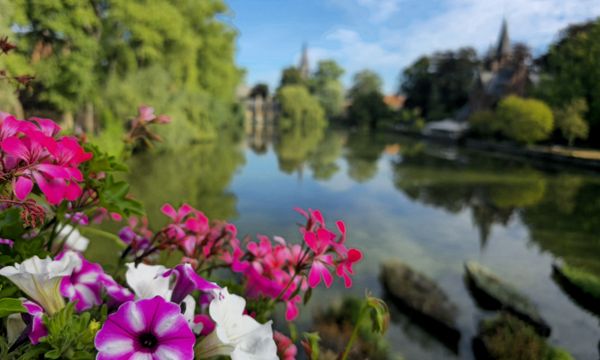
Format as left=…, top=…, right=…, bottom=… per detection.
left=0, top=252, right=81, bottom=314
left=59, top=224, right=89, bottom=252
left=125, top=262, right=171, bottom=299
left=196, top=288, right=278, bottom=360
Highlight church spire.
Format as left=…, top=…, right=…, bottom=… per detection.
left=496, top=18, right=511, bottom=60
left=298, top=43, right=309, bottom=79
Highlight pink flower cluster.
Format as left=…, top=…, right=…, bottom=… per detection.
left=228, top=208, right=363, bottom=320
left=118, top=204, right=363, bottom=323
left=118, top=203, right=237, bottom=264
left=0, top=112, right=92, bottom=205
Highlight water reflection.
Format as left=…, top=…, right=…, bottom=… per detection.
left=126, top=133, right=245, bottom=223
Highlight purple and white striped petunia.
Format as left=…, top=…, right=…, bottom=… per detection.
left=165, top=263, right=220, bottom=304
left=94, top=296, right=195, bottom=360
left=22, top=300, right=47, bottom=344
left=59, top=253, right=133, bottom=311
left=7, top=300, right=47, bottom=345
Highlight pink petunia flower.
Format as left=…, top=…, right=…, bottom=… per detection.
left=94, top=296, right=195, bottom=360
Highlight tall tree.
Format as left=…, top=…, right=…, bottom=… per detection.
left=400, top=48, right=479, bottom=120
left=279, top=66, right=305, bottom=89
left=311, top=59, right=345, bottom=118
left=0, top=0, right=242, bottom=138
left=536, top=19, right=600, bottom=141
left=347, top=70, right=387, bottom=130
left=348, top=69, right=383, bottom=99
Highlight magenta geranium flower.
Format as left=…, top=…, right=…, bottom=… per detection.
left=0, top=114, right=91, bottom=205
left=95, top=296, right=195, bottom=360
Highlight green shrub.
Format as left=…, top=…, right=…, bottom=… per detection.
left=497, top=96, right=554, bottom=144
left=469, top=110, right=501, bottom=136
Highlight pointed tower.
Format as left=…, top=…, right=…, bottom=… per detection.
left=496, top=19, right=511, bottom=63
left=298, top=43, right=310, bottom=79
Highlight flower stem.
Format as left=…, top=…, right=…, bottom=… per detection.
left=341, top=303, right=368, bottom=360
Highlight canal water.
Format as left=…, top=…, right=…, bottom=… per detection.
left=88, top=129, right=600, bottom=359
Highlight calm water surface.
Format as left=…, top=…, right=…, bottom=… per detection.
left=89, top=130, right=600, bottom=359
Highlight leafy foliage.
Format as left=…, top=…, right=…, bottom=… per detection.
left=400, top=48, right=479, bottom=120
left=310, top=60, right=345, bottom=118
left=497, top=96, right=554, bottom=144
left=0, top=0, right=242, bottom=140
left=469, top=110, right=501, bottom=137
left=536, top=19, right=600, bottom=140
left=0, top=298, right=26, bottom=318
left=347, top=71, right=389, bottom=130
left=277, top=85, right=326, bottom=132
left=40, top=303, right=99, bottom=359
left=554, top=98, right=589, bottom=146
left=280, top=66, right=306, bottom=88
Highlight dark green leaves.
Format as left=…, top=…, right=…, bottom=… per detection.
left=0, top=208, right=26, bottom=240
left=99, top=175, right=144, bottom=217
left=0, top=298, right=26, bottom=318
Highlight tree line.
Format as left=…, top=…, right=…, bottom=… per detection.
left=261, top=16, right=599, bottom=147
left=400, top=17, right=600, bottom=146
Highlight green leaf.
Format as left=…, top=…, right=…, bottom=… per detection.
left=0, top=208, right=26, bottom=239
left=0, top=298, right=26, bottom=318
left=303, top=287, right=313, bottom=305
left=99, top=175, right=144, bottom=216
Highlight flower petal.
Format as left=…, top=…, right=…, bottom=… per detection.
left=14, top=176, right=33, bottom=200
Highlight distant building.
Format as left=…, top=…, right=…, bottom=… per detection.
left=298, top=43, right=310, bottom=79
left=459, top=19, right=532, bottom=121
left=383, top=95, right=406, bottom=111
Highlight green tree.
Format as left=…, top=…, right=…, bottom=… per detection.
left=3, top=0, right=101, bottom=119
left=277, top=85, right=326, bottom=131
left=537, top=19, right=600, bottom=141
left=311, top=60, right=345, bottom=118
left=250, top=83, right=269, bottom=98
left=0, top=0, right=242, bottom=138
left=497, top=96, right=554, bottom=144
left=347, top=70, right=387, bottom=130
left=348, top=70, right=383, bottom=99
left=554, top=98, right=589, bottom=146
left=400, top=48, right=479, bottom=120
left=279, top=66, right=305, bottom=88
left=312, top=59, right=344, bottom=85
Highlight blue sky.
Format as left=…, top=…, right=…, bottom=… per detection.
left=227, top=0, right=600, bottom=93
